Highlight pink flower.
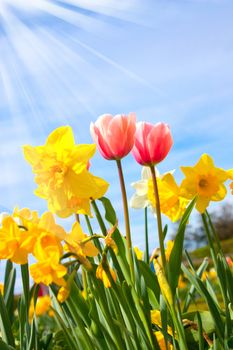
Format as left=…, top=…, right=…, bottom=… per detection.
left=90, top=113, right=136, bottom=160
left=132, top=122, right=173, bottom=166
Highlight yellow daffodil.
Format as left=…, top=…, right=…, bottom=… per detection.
left=180, top=154, right=229, bottom=213
left=13, top=209, right=66, bottom=255
left=134, top=246, right=143, bottom=260
left=178, top=276, right=187, bottom=289
left=33, top=232, right=63, bottom=261
left=13, top=207, right=39, bottom=227
left=0, top=217, right=28, bottom=264
left=154, top=331, right=174, bottom=350
left=96, top=263, right=117, bottom=288
left=165, top=240, right=174, bottom=262
left=104, top=224, right=118, bottom=254
left=151, top=309, right=162, bottom=327
left=0, top=283, right=4, bottom=295
left=208, top=268, right=217, bottom=280
left=23, top=126, right=109, bottom=217
left=230, top=182, right=233, bottom=195
left=151, top=310, right=174, bottom=348
left=153, top=258, right=173, bottom=307
left=228, top=169, right=233, bottom=194
left=64, top=221, right=99, bottom=258
left=57, top=284, right=70, bottom=303
left=30, top=257, right=67, bottom=286
left=29, top=295, right=53, bottom=321
left=156, top=240, right=174, bottom=266
left=201, top=271, right=208, bottom=282
left=148, top=172, right=189, bottom=222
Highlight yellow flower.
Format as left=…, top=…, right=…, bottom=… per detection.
left=154, top=331, right=174, bottom=350
left=153, top=258, right=173, bottom=307
left=64, top=221, right=99, bottom=258
left=105, top=224, right=118, bottom=254
left=151, top=310, right=163, bottom=328
left=96, top=264, right=117, bottom=288
left=0, top=217, right=28, bottom=264
left=29, top=295, right=53, bottom=321
left=208, top=268, right=217, bottom=280
left=81, top=290, right=87, bottom=299
left=57, top=284, right=70, bottom=303
left=151, top=310, right=174, bottom=347
left=228, top=169, right=233, bottom=194
left=230, top=182, right=233, bottom=195
left=30, top=258, right=67, bottom=286
left=180, top=154, right=228, bottom=213
left=0, top=283, right=4, bottom=295
left=165, top=240, right=174, bottom=262
left=33, top=232, right=63, bottom=261
left=13, top=207, right=39, bottom=227
left=148, top=173, right=189, bottom=222
left=134, top=246, right=143, bottom=260
left=13, top=209, right=66, bottom=255
left=201, top=271, right=208, bottom=282
left=23, top=126, right=109, bottom=217
left=178, top=276, right=187, bottom=289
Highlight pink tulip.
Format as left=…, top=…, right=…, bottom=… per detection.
left=132, top=122, right=173, bottom=165
left=90, top=113, right=136, bottom=160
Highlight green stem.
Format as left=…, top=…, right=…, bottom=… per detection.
left=74, top=214, right=88, bottom=301
left=206, top=210, right=222, bottom=254
left=149, top=165, right=166, bottom=270
left=170, top=305, right=188, bottom=350
left=81, top=267, right=88, bottom=298
left=201, top=213, right=229, bottom=319
left=84, top=215, right=103, bottom=254
left=116, top=159, right=134, bottom=282
left=92, top=200, right=107, bottom=236
left=144, top=207, right=149, bottom=264
left=201, top=214, right=218, bottom=268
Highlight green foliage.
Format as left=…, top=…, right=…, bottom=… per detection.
left=0, top=196, right=233, bottom=349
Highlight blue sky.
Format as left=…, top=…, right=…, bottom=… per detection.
left=0, top=0, right=233, bottom=258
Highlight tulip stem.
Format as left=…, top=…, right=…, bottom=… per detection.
left=144, top=207, right=149, bottom=264
left=116, top=159, right=134, bottom=281
left=149, top=165, right=166, bottom=270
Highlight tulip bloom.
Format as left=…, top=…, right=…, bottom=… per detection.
left=90, top=113, right=136, bottom=160
left=132, top=122, right=173, bottom=166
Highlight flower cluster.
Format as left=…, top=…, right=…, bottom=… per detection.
left=23, top=126, right=109, bottom=217
left=0, top=113, right=232, bottom=350
left=0, top=208, right=98, bottom=290
left=131, top=154, right=231, bottom=220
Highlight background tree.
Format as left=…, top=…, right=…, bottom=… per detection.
left=171, top=203, right=233, bottom=250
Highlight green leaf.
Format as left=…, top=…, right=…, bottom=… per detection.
left=196, top=312, right=205, bottom=350
left=168, top=198, right=196, bottom=294
left=0, top=339, right=15, bottom=350
left=3, top=261, right=16, bottom=323
left=0, top=293, right=15, bottom=347
left=138, top=260, right=160, bottom=304
left=98, top=197, right=117, bottom=225
left=182, top=256, right=209, bottom=313
left=182, top=264, right=224, bottom=342
left=52, top=308, right=77, bottom=349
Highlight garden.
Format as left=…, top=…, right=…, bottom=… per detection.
left=0, top=114, right=233, bottom=349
